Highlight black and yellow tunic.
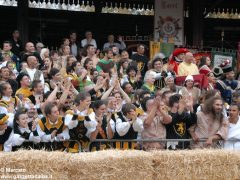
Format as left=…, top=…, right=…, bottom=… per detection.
left=65, top=109, right=94, bottom=152
left=0, top=96, right=21, bottom=110
left=111, top=112, right=139, bottom=150
left=153, top=70, right=166, bottom=89
left=0, top=127, right=12, bottom=151
left=12, top=124, right=39, bottom=151
left=89, top=116, right=111, bottom=151
left=38, top=116, right=67, bottom=151
left=15, top=87, right=33, bottom=98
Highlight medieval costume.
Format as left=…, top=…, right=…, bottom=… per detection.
left=37, top=116, right=70, bottom=151
left=65, top=108, right=96, bottom=152
left=190, top=111, right=229, bottom=149
left=168, top=48, right=188, bottom=75
left=216, top=61, right=240, bottom=105
left=0, top=114, right=15, bottom=152
left=111, top=112, right=143, bottom=150
left=141, top=114, right=166, bottom=150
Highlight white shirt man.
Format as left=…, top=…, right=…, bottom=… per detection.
left=81, top=31, right=97, bottom=48
left=224, top=104, right=240, bottom=150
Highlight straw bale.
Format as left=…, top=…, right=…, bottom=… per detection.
left=0, top=150, right=240, bottom=180
left=151, top=150, right=240, bottom=180
left=0, top=150, right=154, bottom=180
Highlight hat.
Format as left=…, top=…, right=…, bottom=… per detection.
left=220, top=59, right=233, bottom=73
left=36, top=42, right=45, bottom=48
left=0, top=114, right=9, bottom=125
left=199, top=65, right=211, bottom=76
left=185, top=75, right=194, bottom=81
left=172, top=48, right=189, bottom=57
left=212, top=67, right=223, bottom=78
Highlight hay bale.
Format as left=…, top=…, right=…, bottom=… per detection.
left=1, top=150, right=240, bottom=180
left=0, top=150, right=154, bottom=180
left=151, top=150, right=240, bottom=180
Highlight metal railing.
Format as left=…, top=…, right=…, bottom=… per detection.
left=88, top=138, right=240, bottom=150
left=8, top=139, right=240, bottom=152
left=15, top=139, right=82, bottom=152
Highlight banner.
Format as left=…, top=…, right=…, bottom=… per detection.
left=213, top=54, right=233, bottom=67
left=154, top=0, right=184, bottom=45
left=211, top=48, right=236, bottom=69
left=149, top=41, right=161, bottom=61
left=160, top=43, right=175, bottom=57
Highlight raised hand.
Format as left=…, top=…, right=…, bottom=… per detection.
left=185, top=96, right=194, bottom=112
left=178, top=97, right=186, bottom=114
left=114, top=80, right=121, bottom=90
left=31, top=120, right=38, bottom=131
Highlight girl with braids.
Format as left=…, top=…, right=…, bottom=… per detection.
left=12, top=108, right=40, bottom=151
left=89, top=100, right=114, bottom=151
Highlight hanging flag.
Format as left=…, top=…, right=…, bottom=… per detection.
left=150, top=41, right=161, bottom=60
left=154, top=0, right=184, bottom=46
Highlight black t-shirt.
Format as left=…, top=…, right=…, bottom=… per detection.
left=166, top=111, right=197, bottom=149
left=8, top=79, right=18, bottom=95
left=131, top=53, right=148, bottom=77
left=10, top=38, right=24, bottom=58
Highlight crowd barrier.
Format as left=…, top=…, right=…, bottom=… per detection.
left=8, top=139, right=240, bottom=152
left=88, top=138, right=240, bottom=150
left=23, top=139, right=82, bottom=152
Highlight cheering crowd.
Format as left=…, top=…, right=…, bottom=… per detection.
left=0, top=30, right=240, bottom=152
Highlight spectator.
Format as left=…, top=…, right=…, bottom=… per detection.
left=81, top=44, right=99, bottom=68
left=21, top=55, right=44, bottom=85
left=81, top=30, right=97, bottom=48
left=178, top=52, right=199, bottom=76
left=0, top=66, right=18, bottom=94
left=9, top=30, right=23, bottom=58
left=37, top=102, right=70, bottom=151
left=103, top=34, right=126, bottom=50
left=96, top=48, right=114, bottom=75
left=131, top=44, right=148, bottom=78
left=0, top=114, right=16, bottom=152
left=141, top=97, right=172, bottom=150
left=190, top=96, right=229, bottom=149
left=166, top=94, right=197, bottom=149
left=224, top=103, right=240, bottom=150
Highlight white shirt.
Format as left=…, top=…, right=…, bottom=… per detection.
left=0, top=130, right=14, bottom=152
left=25, top=68, right=44, bottom=85
left=16, top=126, right=41, bottom=144
left=81, top=39, right=97, bottom=48
left=71, top=43, right=78, bottom=57
left=65, top=109, right=97, bottom=138
left=115, top=115, right=144, bottom=137
left=103, top=42, right=126, bottom=50
left=224, top=117, right=240, bottom=150
left=37, top=119, right=70, bottom=142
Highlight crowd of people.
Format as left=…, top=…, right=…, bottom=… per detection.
left=0, top=29, right=240, bottom=152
